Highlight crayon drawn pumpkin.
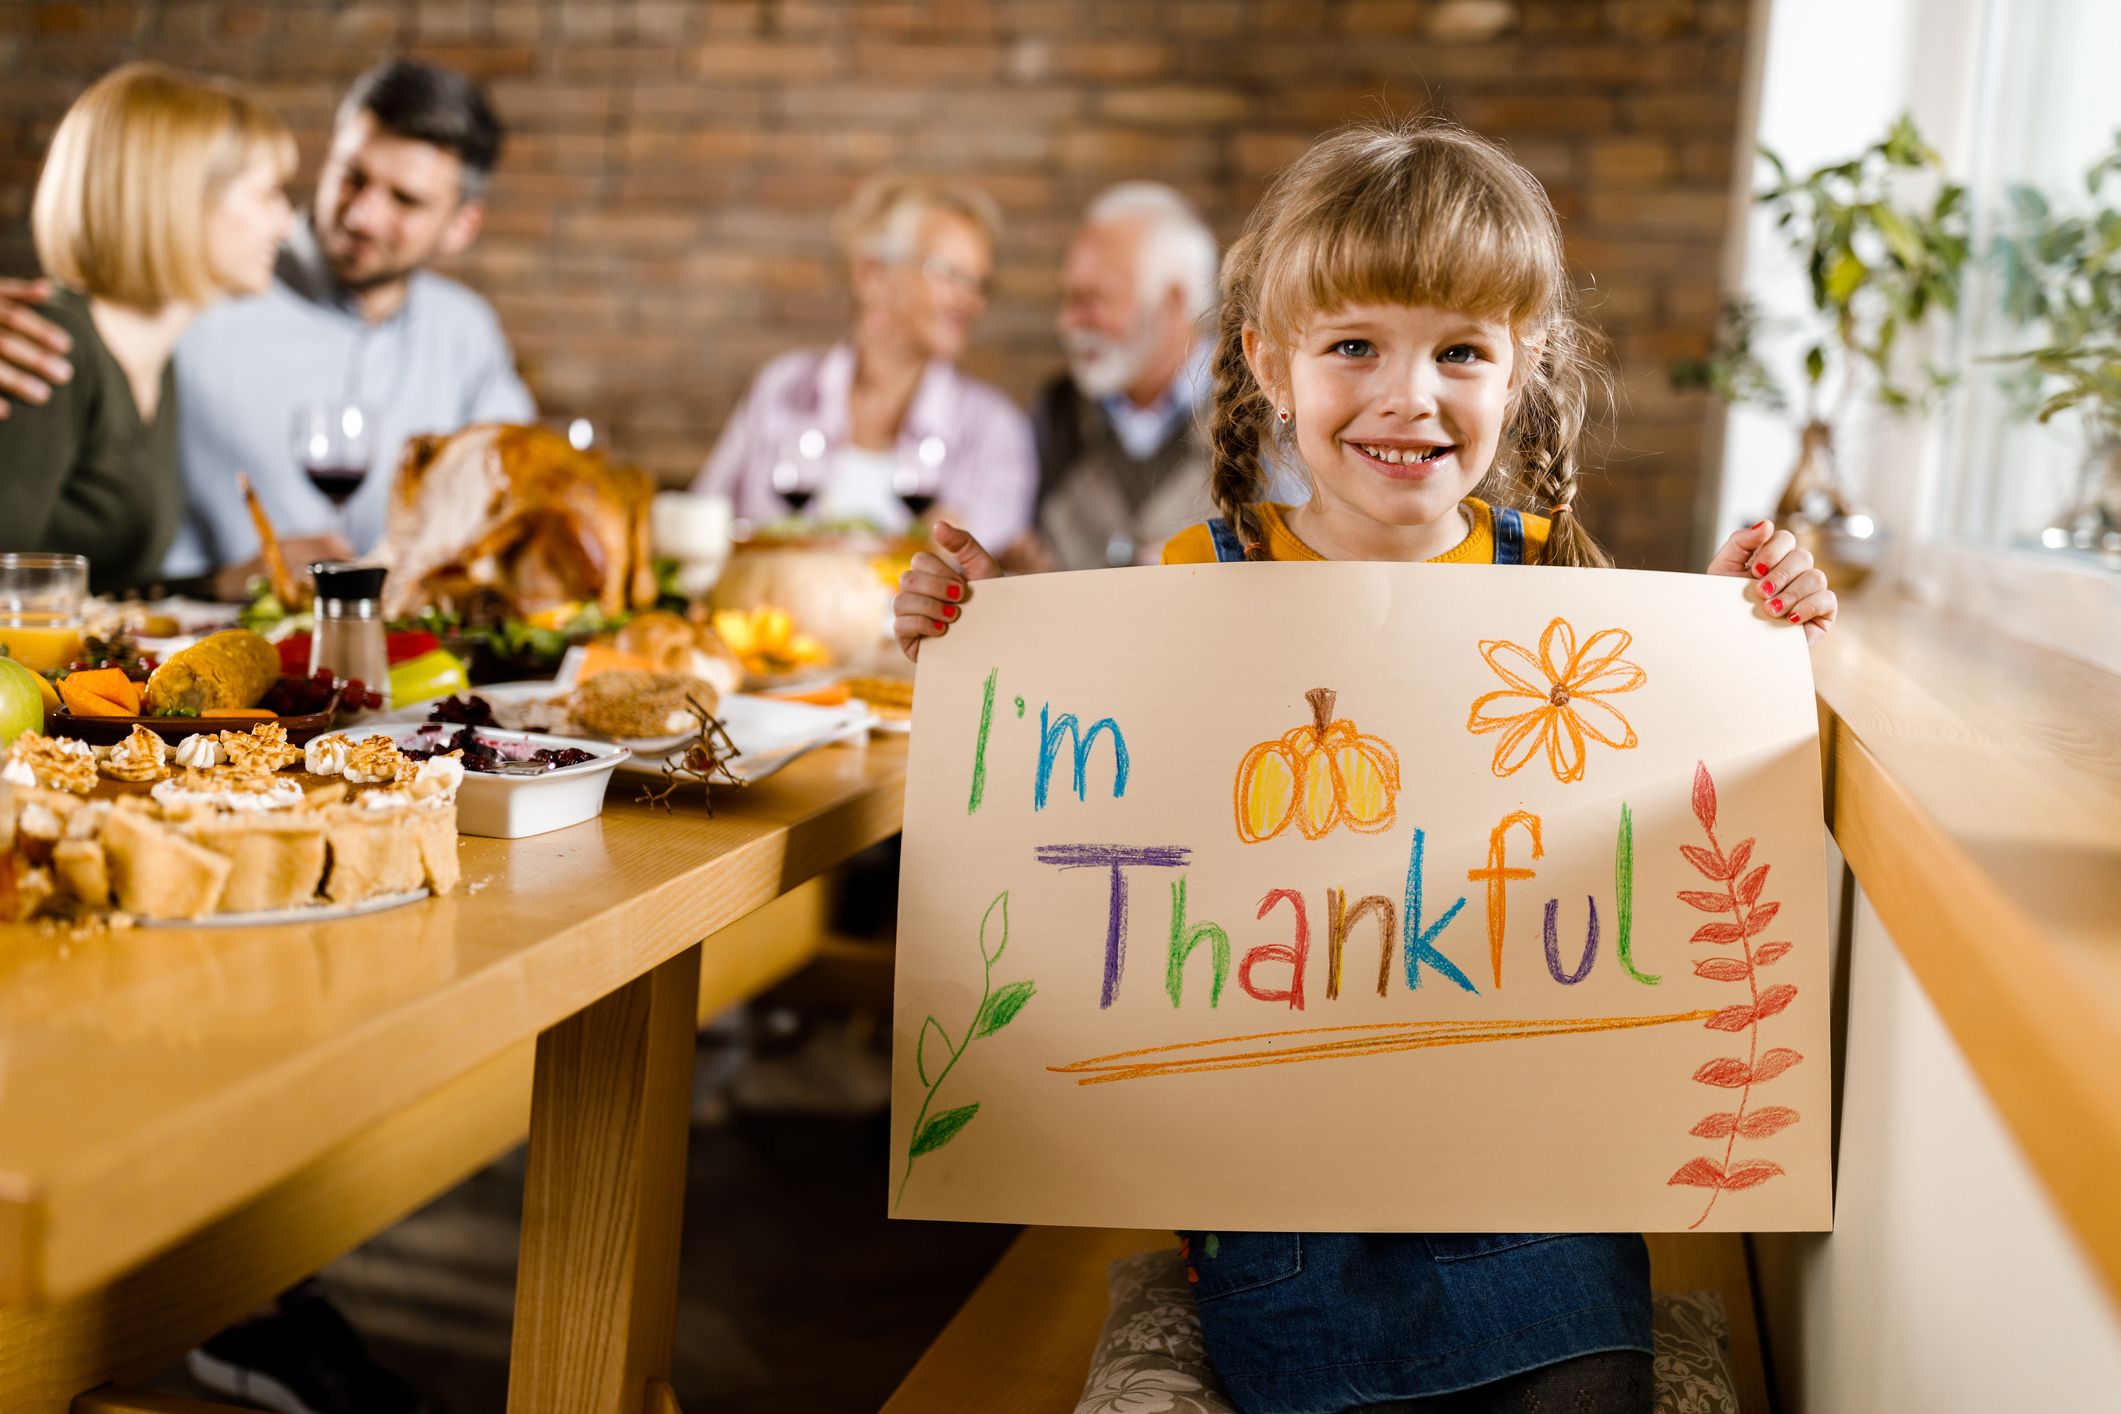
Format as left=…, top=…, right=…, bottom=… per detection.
left=1234, top=688, right=1401, bottom=843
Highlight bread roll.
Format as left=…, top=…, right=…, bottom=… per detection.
left=613, top=611, right=696, bottom=672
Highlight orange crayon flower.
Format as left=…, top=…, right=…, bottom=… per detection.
left=1466, top=617, right=1645, bottom=784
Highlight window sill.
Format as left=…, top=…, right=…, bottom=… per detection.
left=1811, top=592, right=2121, bottom=1307
left=1899, top=539, right=2121, bottom=677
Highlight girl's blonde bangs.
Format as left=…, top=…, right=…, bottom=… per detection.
left=1249, top=131, right=1562, bottom=344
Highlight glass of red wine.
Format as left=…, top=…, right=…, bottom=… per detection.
left=290, top=401, right=374, bottom=541
left=771, top=458, right=818, bottom=518
left=893, top=461, right=941, bottom=523
left=772, top=425, right=828, bottom=520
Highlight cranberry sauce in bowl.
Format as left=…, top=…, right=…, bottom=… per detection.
left=395, top=722, right=597, bottom=775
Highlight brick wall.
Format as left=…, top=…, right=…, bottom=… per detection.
left=0, top=0, right=1750, bottom=569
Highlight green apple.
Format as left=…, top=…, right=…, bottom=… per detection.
left=0, top=654, right=46, bottom=749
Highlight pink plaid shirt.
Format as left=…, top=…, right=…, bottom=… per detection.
left=693, top=343, right=1037, bottom=551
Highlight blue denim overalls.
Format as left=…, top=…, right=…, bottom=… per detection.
left=1179, top=511, right=1653, bottom=1414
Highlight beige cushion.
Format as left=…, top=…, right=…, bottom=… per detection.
left=1074, top=1248, right=1743, bottom=1414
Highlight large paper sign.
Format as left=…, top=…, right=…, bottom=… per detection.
left=893, top=563, right=1831, bottom=1232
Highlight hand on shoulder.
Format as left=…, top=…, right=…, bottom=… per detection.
left=0, top=277, right=76, bottom=416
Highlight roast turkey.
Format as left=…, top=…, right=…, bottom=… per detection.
left=374, top=424, right=657, bottom=620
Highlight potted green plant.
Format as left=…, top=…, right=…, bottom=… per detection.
left=1675, top=115, right=1971, bottom=583
left=1990, top=133, right=2121, bottom=557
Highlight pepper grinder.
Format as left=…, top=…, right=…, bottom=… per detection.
left=308, top=561, right=391, bottom=710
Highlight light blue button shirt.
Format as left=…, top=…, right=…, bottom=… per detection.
left=1088, top=343, right=1308, bottom=504
left=162, top=218, right=535, bottom=576
left=1096, top=341, right=1211, bottom=461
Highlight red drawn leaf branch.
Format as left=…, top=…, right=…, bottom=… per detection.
left=1667, top=760, right=1804, bottom=1228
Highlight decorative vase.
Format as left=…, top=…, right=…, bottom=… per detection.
left=1774, top=419, right=1877, bottom=592
left=2045, top=438, right=2121, bottom=557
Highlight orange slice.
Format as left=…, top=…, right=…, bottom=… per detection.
left=59, top=667, right=141, bottom=716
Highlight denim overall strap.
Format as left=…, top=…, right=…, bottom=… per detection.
left=1177, top=499, right=1656, bottom=1413
left=1493, top=505, right=1526, bottom=565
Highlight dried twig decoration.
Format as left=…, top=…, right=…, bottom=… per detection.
left=637, top=695, right=744, bottom=813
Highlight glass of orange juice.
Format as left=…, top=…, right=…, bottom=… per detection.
left=0, top=553, right=88, bottom=673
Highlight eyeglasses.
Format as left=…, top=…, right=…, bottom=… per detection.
left=916, top=253, right=993, bottom=300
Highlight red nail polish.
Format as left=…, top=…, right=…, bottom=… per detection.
left=1770, top=599, right=1783, bottom=612
left=1788, top=613, right=1800, bottom=622
left=944, top=603, right=958, bottom=618
left=945, top=583, right=962, bottom=600
left=1753, top=562, right=1768, bottom=575
left=933, top=619, right=946, bottom=630
left=1761, top=580, right=1773, bottom=595
left=1751, top=520, right=1767, bottom=530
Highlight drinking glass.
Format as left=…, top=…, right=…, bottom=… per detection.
left=893, top=440, right=944, bottom=522
left=0, top=552, right=89, bottom=673
left=773, top=425, right=829, bottom=519
left=290, top=402, right=375, bottom=538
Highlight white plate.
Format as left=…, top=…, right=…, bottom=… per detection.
left=131, top=595, right=246, bottom=634
left=340, top=723, right=629, bottom=838
left=138, top=888, right=430, bottom=928
left=380, top=686, right=873, bottom=785
left=617, top=692, right=874, bottom=784
left=549, top=646, right=710, bottom=752
left=373, top=681, right=701, bottom=754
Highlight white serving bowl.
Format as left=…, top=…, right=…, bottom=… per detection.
left=339, top=725, right=629, bottom=839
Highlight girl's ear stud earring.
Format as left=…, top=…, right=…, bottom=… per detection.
left=1276, top=407, right=1291, bottom=425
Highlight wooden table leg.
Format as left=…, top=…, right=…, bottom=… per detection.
left=506, top=943, right=702, bottom=1414
left=73, top=1391, right=252, bottom=1414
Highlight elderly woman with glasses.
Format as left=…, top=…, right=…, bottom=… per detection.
left=693, top=175, right=1036, bottom=551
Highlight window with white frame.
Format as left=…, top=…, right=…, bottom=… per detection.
left=1724, top=0, right=2120, bottom=670
left=1941, top=0, right=2119, bottom=568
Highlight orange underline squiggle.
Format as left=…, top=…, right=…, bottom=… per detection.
left=1047, top=1010, right=1720, bottom=1085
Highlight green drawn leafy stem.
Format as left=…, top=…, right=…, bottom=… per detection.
left=895, top=889, right=1036, bottom=1211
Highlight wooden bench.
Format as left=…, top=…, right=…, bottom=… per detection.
left=883, top=1228, right=1773, bottom=1414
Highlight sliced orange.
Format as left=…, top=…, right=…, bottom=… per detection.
left=59, top=667, right=141, bottom=716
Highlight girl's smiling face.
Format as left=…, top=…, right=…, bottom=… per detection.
left=1248, top=302, right=1528, bottom=558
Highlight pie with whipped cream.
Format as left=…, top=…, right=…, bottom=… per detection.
left=0, top=722, right=463, bottom=923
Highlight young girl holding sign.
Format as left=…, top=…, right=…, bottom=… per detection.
left=893, top=121, right=1836, bottom=1413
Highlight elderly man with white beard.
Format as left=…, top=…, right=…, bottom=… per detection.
left=1012, top=183, right=1221, bottom=571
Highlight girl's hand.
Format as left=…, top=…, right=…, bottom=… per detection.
left=1705, top=519, right=1837, bottom=644
left=894, top=521, right=1003, bottom=663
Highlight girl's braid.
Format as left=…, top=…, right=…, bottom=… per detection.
left=1508, top=321, right=1613, bottom=569
left=1205, top=242, right=1272, bottom=560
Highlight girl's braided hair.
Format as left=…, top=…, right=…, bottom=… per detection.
left=1208, top=118, right=1614, bottom=568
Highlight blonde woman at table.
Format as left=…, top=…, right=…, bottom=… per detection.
left=692, top=175, right=1038, bottom=551
left=0, top=63, right=293, bottom=594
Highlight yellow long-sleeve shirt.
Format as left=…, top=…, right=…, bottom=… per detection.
left=1160, top=497, right=1552, bottom=565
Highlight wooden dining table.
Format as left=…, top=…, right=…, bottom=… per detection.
left=0, top=733, right=908, bottom=1414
